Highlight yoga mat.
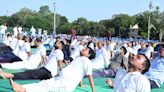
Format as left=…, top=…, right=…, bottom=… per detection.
left=0, top=78, right=163, bottom=92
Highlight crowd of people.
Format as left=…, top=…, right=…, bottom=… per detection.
left=0, top=24, right=163, bottom=92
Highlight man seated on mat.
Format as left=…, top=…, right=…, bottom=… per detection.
left=106, top=53, right=151, bottom=92
left=145, top=45, right=164, bottom=88
left=0, top=40, right=64, bottom=80
left=9, top=47, right=96, bottom=92
left=92, top=46, right=128, bottom=78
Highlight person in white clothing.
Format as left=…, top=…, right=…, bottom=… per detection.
left=9, top=47, right=96, bottom=92
left=138, top=43, right=151, bottom=59
left=147, top=42, right=154, bottom=59
left=1, top=38, right=47, bottom=70
left=92, top=41, right=110, bottom=69
left=0, top=40, right=64, bottom=79
left=18, top=26, right=22, bottom=34
left=30, top=26, right=36, bottom=37
left=106, top=54, right=151, bottom=92
left=3, top=34, right=12, bottom=46
left=0, top=23, right=7, bottom=41
left=17, top=36, right=32, bottom=61
left=12, top=34, right=25, bottom=56
left=13, top=26, right=18, bottom=37
left=10, top=36, right=19, bottom=50
left=70, top=39, right=86, bottom=60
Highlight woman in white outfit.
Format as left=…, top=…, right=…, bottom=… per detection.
left=17, top=36, right=32, bottom=61
left=1, top=38, right=47, bottom=70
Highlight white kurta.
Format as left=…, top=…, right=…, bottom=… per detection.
left=114, top=70, right=150, bottom=92
left=92, top=47, right=110, bottom=69
left=45, top=49, right=64, bottom=77
left=12, top=40, right=24, bottom=56
left=17, top=42, right=31, bottom=61
left=23, top=56, right=92, bottom=92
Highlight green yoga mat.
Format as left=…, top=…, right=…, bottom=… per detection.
left=0, top=68, right=164, bottom=92
left=0, top=78, right=164, bottom=92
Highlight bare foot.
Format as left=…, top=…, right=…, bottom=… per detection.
left=10, top=78, right=26, bottom=92
left=0, top=71, right=14, bottom=79
left=106, top=78, right=113, bottom=88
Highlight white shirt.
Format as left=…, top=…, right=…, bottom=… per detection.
left=30, top=27, right=36, bottom=36
left=92, top=47, right=110, bottom=69
left=0, top=25, right=7, bottom=34
left=24, top=44, right=46, bottom=69
left=59, top=56, right=92, bottom=92
left=13, top=39, right=25, bottom=56
left=13, top=27, right=18, bottom=36
left=70, top=45, right=84, bottom=59
left=18, top=26, right=22, bottom=34
left=114, top=70, right=150, bottom=92
left=3, top=36, right=12, bottom=46
left=17, top=42, right=31, bottom=61
left=45, top=49, right=64, bottom=77
left=147, top=46, right=154, bottom=53
left=10, top=37, right=18, bottom=50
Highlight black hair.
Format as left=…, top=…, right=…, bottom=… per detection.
left=139, top=53, right=150, bottom=74
left=88, top=47, right=95, bottom=59
left=35, top=37, right=42, bottom=43
left=121, top=46, right=127, bottom=55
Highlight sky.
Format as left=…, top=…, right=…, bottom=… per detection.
left=0, top=0, right=164, bottom=22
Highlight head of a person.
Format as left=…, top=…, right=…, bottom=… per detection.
left=120, top=46, right=127, bottom=55
left=106, top=40, right=111, bottom=45
left=25, top=36, right=32, bottom=43
left=18, top=34, right=24, bottom=40
left=54, top=40, right=63, bottom=49
left=159, top=45, right=164, bottom=57
left=80, top=47, right=95, bottom=59
left=97, top=41, right=104, bottom=49
left=35, top=37, right=42, bottom=47
left=127, top=42, right=132, bottom=47
left=56, top=36, right=61, bottom=42
left=128, top=54, right=150, bottom=74
left=80, top=39, right=87, bottom=46
left=141, top=43, right=147, bottom=49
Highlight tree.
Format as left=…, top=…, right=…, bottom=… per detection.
left=38, top=5, right=51, bottom=17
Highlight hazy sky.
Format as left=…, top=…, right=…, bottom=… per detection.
left=0, top=0, right=164, bottom=22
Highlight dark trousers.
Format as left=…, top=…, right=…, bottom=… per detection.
left=149, top=79, right=159, bottom=88
left=13, top=67, right=52, bottom=80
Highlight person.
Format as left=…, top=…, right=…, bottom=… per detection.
left=92, top=41, right=110, bottom=69
left=17, top=36, right=32, bottom=61
left=0, top=23, right=7, bottom=41
left=138, top=42, right=151, bottom=59
left=0, top=40, right=64, bottom=80
left=12, top=34, right=25, bottom=56
left=13, top=26, right=18, bottom=37
left=3, top=33, right=12, bottom=46
left=92, top=46, right=128, bottom=78
left=145, top=45, right=164, bottom=88
left=0, top=38, right=47, bottom=70
left=30, top=26, right=36, bottom=37
left=9, top=47, right=96, bottom=92
left=106, top=53, right=151, bottom=92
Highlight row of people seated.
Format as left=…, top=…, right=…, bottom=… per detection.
left=0, top=37, right=163, bottom=92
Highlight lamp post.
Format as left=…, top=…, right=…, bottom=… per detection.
left=53, top=2, right=56, bottom=36
left=147, top=2, right=153, bottom=40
